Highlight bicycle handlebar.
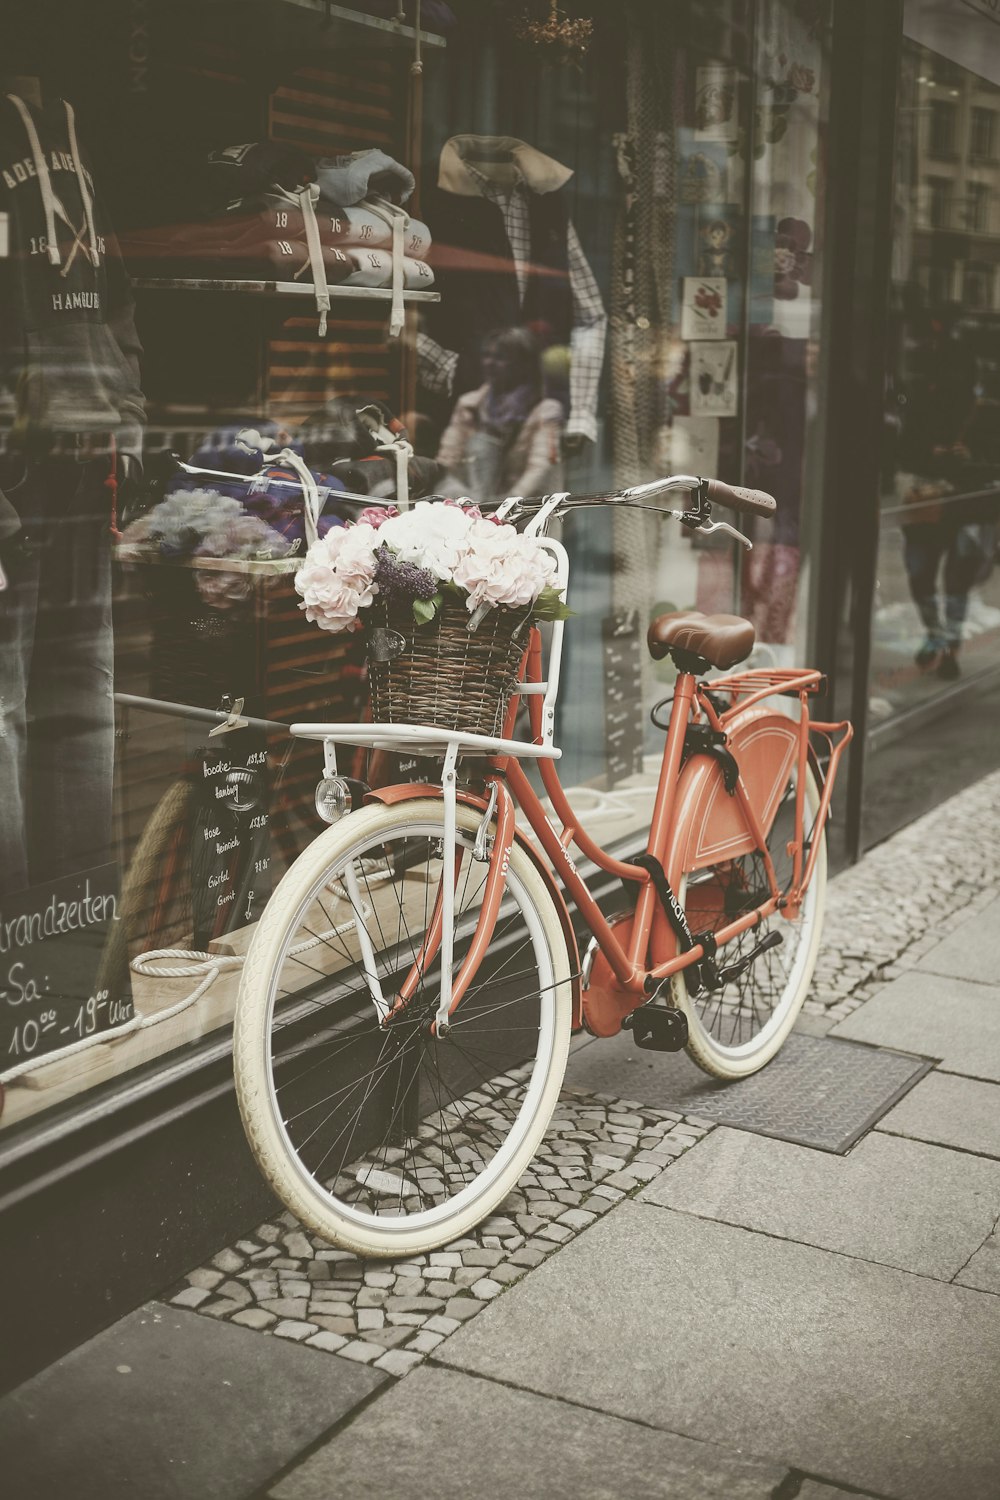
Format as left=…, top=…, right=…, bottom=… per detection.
left=488, top=475, right=777, bottom=521
left=702, top=478, right=777, bottom=518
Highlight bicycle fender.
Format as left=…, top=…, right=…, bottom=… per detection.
left=666, top=710, right=800, bottom=883
left=364, top=784, right=583, bottom=1028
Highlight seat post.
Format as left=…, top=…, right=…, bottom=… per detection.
left=646, top=670, right=697, bottom=861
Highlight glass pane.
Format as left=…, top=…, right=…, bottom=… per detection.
left=0, top=0, right=834, bottom=1130
left=870, top=12, right=1000, bottom=732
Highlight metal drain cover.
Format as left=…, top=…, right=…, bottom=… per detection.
left=665, top=1034, right=932, bottom=1153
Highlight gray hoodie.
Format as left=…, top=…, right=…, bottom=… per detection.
left=0, top=92, right=145, bottom=464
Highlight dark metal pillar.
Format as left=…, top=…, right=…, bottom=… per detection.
left=811, top=0, right=903, bottom=863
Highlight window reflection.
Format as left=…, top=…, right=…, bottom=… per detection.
left=873, top=28, right=1000, bottom=717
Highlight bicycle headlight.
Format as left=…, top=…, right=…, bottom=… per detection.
left=315, top=775, right=351, bottom=825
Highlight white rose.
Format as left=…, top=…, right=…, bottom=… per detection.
left=379, top=501, right=474, bottom=579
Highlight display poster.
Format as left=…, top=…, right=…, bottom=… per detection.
left=694, top=64, right=739, bottom=143
left=681, top=277, right=728, bottom=341
left=690, top=340, right=739, bottom=418
left=1, top=864, right=133, bottom=1069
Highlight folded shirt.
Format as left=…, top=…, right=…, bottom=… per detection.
left=124, top=202, right=433, bottom=283
left=342, top=248, right=435, bottom=290
left=314, top=149, right=414, bottom=207
left=318, top=203, right=432, bottom=258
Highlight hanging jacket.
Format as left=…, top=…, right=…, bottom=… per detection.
left=0, top=93, right=145, bottom=458
left=428, top=183, right=573, bottom=398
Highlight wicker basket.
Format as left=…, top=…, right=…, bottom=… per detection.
left=366, top=594, right=532, bottom=736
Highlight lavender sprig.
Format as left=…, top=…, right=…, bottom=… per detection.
left=374, top=544, right=439, bottom=604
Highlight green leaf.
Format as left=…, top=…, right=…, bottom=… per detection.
left=412, top=595, right=441, bottom=625
left=531, top=586, right=573, bottom=623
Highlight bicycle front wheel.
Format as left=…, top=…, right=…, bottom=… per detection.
left=673, top=761, right=827, bottom=1079
left=234, top=799, right=573, bottom=1258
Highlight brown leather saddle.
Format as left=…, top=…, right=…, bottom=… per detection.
left=647, top=610, right=755, bottom=670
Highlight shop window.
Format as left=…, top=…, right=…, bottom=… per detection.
left=970, top=106, right=997, bottom=160
left=966, top=181, right=991, bottom=232
left=0, top=0, right=833, bottom=1133
left=963, top=263, right=993, bottom=309
left=872, top=20, right=1000, bottom=748
left=931, top=54, right=963, bottom=86
left=927, top=262, right=955, bottom=305
left=927, top=177, right=952, bottom=227
left=929, top=100, right=958, bottom=157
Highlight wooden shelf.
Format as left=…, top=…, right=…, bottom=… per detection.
left=132, top=277, right=439, bottom=303
left=116, top=551, right=301, bottom=576
left=280, top=0, right=448, bottom=48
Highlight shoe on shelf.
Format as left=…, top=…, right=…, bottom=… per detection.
left=937, top=645, right=961, bottom=681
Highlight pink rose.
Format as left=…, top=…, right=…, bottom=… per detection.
left=294, top=523, right=378, bottom=632
left=443, top=497, right=503, bottom=524
left=357, top=504, right=399, bottom=529
left=453, top=521, right=558, bottom=612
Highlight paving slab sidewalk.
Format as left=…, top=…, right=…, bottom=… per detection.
left=5, top=772, right=1000, bottom=1499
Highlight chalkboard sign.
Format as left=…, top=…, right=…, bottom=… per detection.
left=190, top=730, right=272, bottom=950
left=1, top=863, right=134, bottom=1069
left=603, top=610, right=645, bottom=786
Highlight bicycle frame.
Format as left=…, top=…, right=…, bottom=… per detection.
left=292, top=553, right=852, bottom=1040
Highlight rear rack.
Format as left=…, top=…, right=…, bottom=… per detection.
left=708, top=668, right=827, bottom=720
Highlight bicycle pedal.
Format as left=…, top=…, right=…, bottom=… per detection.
left=623, top=1006, right=689, bottom=1053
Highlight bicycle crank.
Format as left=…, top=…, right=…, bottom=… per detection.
left=701, top=929, right=783, bottom=992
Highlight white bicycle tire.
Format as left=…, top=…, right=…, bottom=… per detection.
left=234, top=799, right=573, bottom=1257
left=675, top=764, right=827, bottom=1079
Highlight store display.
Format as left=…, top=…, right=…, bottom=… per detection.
left=0, top=83, right=144, bottom=906
left=314, top=148, right=414, bottom=209
left=680, top=276, right=728, bottom=339
left=690, top=340, right=739, bottom=417
left=124, top=144, right=432, bottom=336
left=199, top=141, right=316, bottom=215
left=694, top=63, right=739, bottom=142
left=426, top=134, right=606, bottom=444
left=0, top=1, right=844, bottom=1179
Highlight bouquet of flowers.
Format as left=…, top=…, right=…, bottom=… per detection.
left=118, top=490, right=294, bottom=609
left=294, top=498, right=568, bottom=633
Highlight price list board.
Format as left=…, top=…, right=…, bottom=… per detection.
left=602, top=610, right=645, bottom=786
left=191, top=730, right=273, bottom=950
left=1, top=863, right=134, bottom=1069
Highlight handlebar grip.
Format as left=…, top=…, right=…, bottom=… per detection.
left=703, top=479, right=777, bottom=517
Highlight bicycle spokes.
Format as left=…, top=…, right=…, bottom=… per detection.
left=262, top=821, right=560, bottom=1226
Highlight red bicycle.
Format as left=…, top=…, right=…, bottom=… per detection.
left=234, top=476, right=852, bottom=1256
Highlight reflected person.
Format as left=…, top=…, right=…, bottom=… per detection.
left=436, top=327, right=564, bottom=503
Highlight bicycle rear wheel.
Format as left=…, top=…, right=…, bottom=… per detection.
left=234, top=799, right=573, bottom=1257
left=673, top=762, right=826, bottom=1079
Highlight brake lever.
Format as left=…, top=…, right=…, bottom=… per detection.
left=687, top=517, right=753, bottom=550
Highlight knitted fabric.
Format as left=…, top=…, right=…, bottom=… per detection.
left=610, top=4, right=682, bottom=713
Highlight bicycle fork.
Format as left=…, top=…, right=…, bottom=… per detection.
left=384, top=751, right=517, bottom=1035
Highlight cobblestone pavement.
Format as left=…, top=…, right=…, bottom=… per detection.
left=170, top=768, right=1000, bottom=1378
left=169, top=1095, right=712, bottom=1376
